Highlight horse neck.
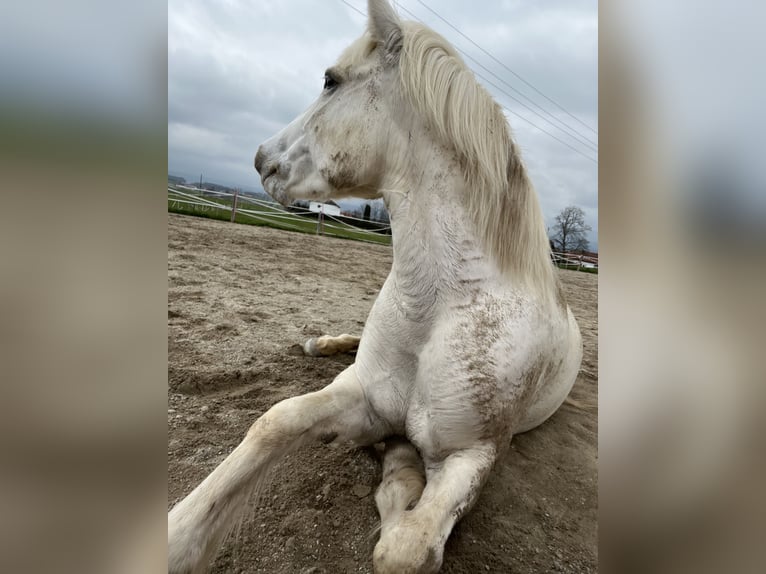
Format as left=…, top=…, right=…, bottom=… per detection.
left=381, top=146, right=484, bottom=293
left=380, top=137, right=557, bottom=306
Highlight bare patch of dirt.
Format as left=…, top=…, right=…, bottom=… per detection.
left=168, top=213, right=597, bottom=573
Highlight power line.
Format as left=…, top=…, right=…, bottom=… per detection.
left=414, top=0, right=598, bottom=136
left=479, top=77, right=597, bottom=164
left=454, top=42, right=598, bottom=152
left=339, top=0, right=365, bottom=17
left=337, top=0, right=596, bottom=164
left=395, top=3, right=598, bottom=153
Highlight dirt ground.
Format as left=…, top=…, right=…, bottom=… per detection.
left=168, top=213, right=598, bottom=573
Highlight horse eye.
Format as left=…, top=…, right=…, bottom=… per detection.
left=323, top=73, right=339, bottom=91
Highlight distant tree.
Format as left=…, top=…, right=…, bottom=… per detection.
left=573, top=235, right=590, bottom=254
left=363, top=204, right=371, bottom=221
left=549, top=206, right=592, bottom=253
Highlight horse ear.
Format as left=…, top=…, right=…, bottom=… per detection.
left=368, top=0, right=402, bottom=64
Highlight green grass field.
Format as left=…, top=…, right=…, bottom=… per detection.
left=168, top=187, right=392, bottom=246
left=169, top=190, right=597, bottom=271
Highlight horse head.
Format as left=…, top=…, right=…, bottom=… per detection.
left=255, top=0, right=406, bottom=206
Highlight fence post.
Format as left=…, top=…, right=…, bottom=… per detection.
left=230, top=188, right=239, bottom=222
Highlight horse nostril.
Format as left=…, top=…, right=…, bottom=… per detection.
left=261, top=162, right=278, bottom=182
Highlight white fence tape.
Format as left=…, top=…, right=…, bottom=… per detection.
left=169, top=188, right=597, bottom=260
left=168, top=187, right=392, bottom=242
left=550, top=251, right=598, bottom=269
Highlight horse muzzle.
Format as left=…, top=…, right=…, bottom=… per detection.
left=254, top=145, right=271, bottom=177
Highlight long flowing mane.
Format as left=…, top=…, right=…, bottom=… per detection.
left=398, top=22, right=555, bottom=291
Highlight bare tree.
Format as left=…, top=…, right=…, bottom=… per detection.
left=549, top=206, right=592, bottom=253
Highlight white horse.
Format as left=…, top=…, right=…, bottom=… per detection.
left=168, top=1, right=582, bottom=572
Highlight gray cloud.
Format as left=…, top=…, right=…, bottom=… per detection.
left=169, top=0, right=598, bottom=248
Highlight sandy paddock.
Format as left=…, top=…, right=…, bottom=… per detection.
left=168, top=213, right=597, bottom=573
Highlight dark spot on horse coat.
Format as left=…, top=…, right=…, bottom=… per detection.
left=424, top=546, right=439, bottom=570
left=325, top=150, right=359, bottom=190
left=205, top=500, right=219, bottom=523
left=330, top=151, right=349, bottom=163
left=319, top=431, right=338, bottom=444
left=365, top=71, right=381, bottom=111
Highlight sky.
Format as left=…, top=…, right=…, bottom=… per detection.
left=168, top=0, right=598, bottom=250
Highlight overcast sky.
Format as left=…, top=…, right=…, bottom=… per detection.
left=169, top=0, right=598, bottom=249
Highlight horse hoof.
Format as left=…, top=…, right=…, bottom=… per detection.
left=303, top=338, right=321, bottom=356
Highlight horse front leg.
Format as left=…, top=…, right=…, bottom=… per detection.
left=168, top=365, right=383, bottom=574
left=303, top=333, right=361, bottom=356
left=373, top=444, right=497, bottom=574
left=375, top=438, right=426, bottom=533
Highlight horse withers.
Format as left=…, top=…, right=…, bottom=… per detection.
left=169, top=1, right=582, bottom=572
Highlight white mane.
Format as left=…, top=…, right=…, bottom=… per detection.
left=338, top=22, right=556, bottom=290
left=397, top=22, right=556, bottom=291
